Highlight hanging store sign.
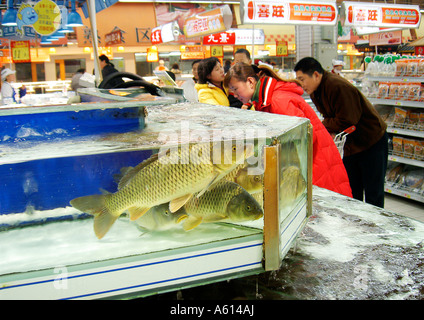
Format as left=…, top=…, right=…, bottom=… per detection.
left=210, top=46, right=224, bottom=58
left=204, top=32, right=236, bottom=45
left=203, top=29, right=265, bottom=45
left=17, top=0, right=62, bottom=36
left=240, top=0, right=338, bottom=25
left=147, top=46, right=159, bottom=62
left=276, top=40, right=288, bottom=56
left=11, top=41, right=31, bottom=63
left=369, top=30, right=402, bottom=46
left=183, top=5, right=233, bottom=38
left=151, top=21, right=180, bottom=45
left=105, top=29, right=124, bottom=46
left=180, top=46, right=204, bottom=60
left=342, top=2, right=421, bottom=29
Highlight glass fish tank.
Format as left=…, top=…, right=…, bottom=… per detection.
left=0, top=90, right=312, bottom=300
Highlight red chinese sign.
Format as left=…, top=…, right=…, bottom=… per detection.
left=203, top=32, right=236, bottom=45
left=151, top=27, right=162, bottom=45
left=416, top=47, right=424, bottom=56
left=343, top=2, right=421, bottom=28
left=240, top=0, right=337, bottom=25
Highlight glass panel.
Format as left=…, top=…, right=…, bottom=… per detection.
left=0, top=101, right=309, bottom=275
left=277, top=123, right=308, bottom=221
left=15, top=63, right=32, bottom=82
left=64, top=59, right=86, bottom=79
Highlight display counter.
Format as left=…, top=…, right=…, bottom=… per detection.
left=164, top=186, right=424, bottom=300
left=0, top=99, right=312, bottom=300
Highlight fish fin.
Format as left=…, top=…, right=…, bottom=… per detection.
left=70, top=194, right=108, bottom=216
left=169, top=194, right=193, bottom=213
left=94, top=210, right=119, bottom=239
left=177, top=214, right=189, bottom=224
left=183, top=216, right=203, bottom=231
left=128, top=207, right=150, bottom=221
left=195, top=173, right=221, bottom=198
left=70, top=194, right=117, bottom=239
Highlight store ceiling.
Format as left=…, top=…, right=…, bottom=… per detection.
left=0, top=0, right=422, bottom=14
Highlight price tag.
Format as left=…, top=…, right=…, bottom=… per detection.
left=276, top=40, right=288, bottom=57
left=211, top=46, right=223, bottom=57
left=11, top=41, right=31, bottom=63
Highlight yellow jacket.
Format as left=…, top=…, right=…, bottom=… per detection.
left=195, top=82, right=230, bottom=106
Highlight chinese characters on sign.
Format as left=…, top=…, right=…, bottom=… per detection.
left=276, top=40, right=288, bottom=56
left=342, top=2, right=421, bottom=28
left=11, top=41, right=31, bottom=63
left=32, top=0, right=61, bottom=35
left=241, top=0, right=337, bottom=25
left=203, top=32, right=236, bottom=45
left=203, top=29, right=265, bottom=45
left=184, top=5, right=232, bottom=38
left=105, top=29, right=124, bottom=46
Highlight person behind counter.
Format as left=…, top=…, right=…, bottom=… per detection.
left=294, top=57, right=387, bottom=208
left=99, top=54, right=124, bottom=89
left=181, top=59, right=201, bottom=103
left=71, top=68, right=85, bottom=93
left=195, top=57, right=229, bottom=106
left=1, top=68, right=17, bottom=105
left=331, top=59, right=345, bottom=76
left=224, top=62, right=352, bottom=198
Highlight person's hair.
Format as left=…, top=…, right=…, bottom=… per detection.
left=224, top=62, right=259, bottom=87
left=99, top=54, right=110, bottom=64
left=234, top=48, right=251, bottom=60
left=76, top=68, right=85, bottom=73
left=294, top=57, right=324, bottom=76
left=197, top=57, right=220, bottom=84
left=171, top=63, right=180, bottom=69
left=192, top=59, right=202, bottom=67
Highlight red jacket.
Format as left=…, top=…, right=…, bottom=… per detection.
left=252, top=77, right=352, bottom=197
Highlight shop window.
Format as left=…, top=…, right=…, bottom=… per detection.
left=55, top=59, right=86, bottom=80
left=15, top=63, right=32, bottom=82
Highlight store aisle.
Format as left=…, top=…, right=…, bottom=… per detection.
left=384, top=194, right=424, bottom=223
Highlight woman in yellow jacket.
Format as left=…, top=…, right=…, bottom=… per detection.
left=195, top=57, right=230, bottom=106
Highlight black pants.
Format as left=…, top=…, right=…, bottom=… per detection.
left=343, top=132, right=388, bottom=208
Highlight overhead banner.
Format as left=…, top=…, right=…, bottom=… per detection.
left=151, top=21, right=180, bottom=45
left=342, top=2, right=421, bottom=29
left=183, top=5, right=233, bottom=39
left=203, top=29, right=265, bottom=45
left=240, top=0, right=338, bottom=25
left=369, top=30, right=402, bottom=46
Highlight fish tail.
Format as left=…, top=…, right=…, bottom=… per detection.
left=70, top=194, right=117, bottom=239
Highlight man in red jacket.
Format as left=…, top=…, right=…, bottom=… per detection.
left=295, top=57, right=388, bottom=208
left=225, top=63, right=352, bottom=198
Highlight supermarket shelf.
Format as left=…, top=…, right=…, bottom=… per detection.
left=368, top=98, right=424, bottom=108
left=365, top=76, right=424, bottom=83
left=389, top=154, right=424, bottom=168
left=387, top=126, right=424, bottom=138
left=384, top=184, right=424, bottom=203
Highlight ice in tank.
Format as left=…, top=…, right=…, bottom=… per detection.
left=0, top=97, right=312, bottom=299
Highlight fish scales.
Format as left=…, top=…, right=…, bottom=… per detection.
left=70, top=142, right=253, bottom=239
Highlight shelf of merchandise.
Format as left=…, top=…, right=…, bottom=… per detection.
left=365, top=76, right=424, bottom=204
left=368, top=98, right=424, bottom=109
left=365, top=76, right=424, bottom=83
left=384, top=183, right=424, bottom=203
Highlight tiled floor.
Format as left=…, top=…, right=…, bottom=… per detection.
left=384, top=193, right=424, bottom=222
